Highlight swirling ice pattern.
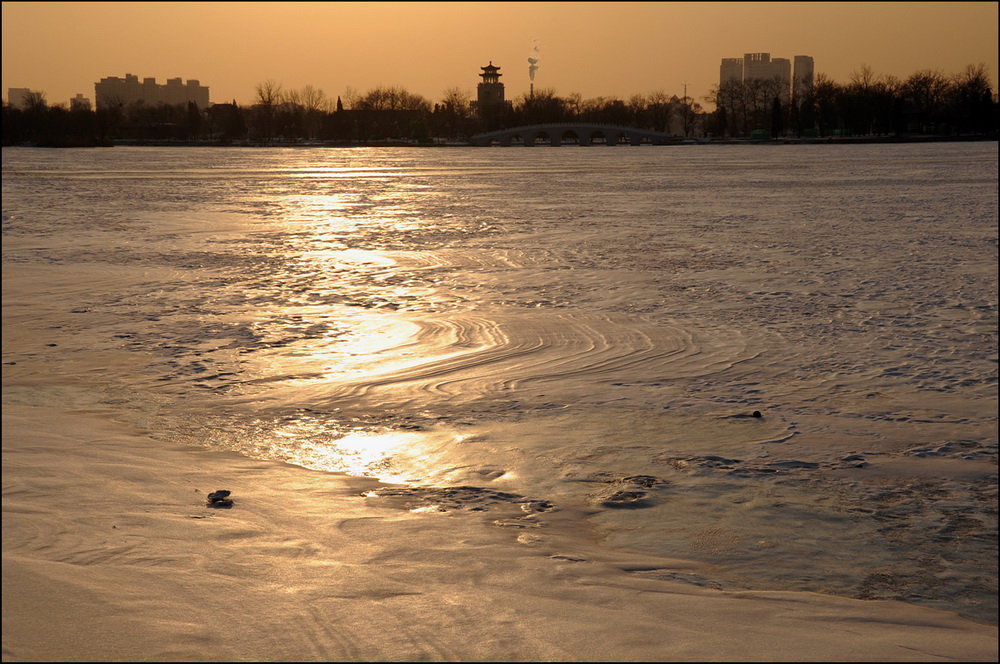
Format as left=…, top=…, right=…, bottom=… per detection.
left=306, top=310, right=753, bottom=412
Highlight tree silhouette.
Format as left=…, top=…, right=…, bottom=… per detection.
left=253, top=79, right=283, bottom=143
left=434, top=87, right=473, bottom=141
left=951, top=63, right=994, bottom=134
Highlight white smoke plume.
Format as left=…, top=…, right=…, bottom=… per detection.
left=527, top=38, right=541, bottom=82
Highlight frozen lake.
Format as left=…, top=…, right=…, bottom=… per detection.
left=3, top=142, right=997, bottom=624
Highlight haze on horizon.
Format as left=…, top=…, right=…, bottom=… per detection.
left=3, top=1, right=997, bottom=109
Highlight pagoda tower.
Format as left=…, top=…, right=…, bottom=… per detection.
left=477, top=61, right=505, bottom=109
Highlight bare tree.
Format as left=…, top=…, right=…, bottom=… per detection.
left=647, top=89, right=673, bottom=133
left=354, top=86, right=431, bottom=140
left=849, top=64, right=881, bottom=92
left=341, top=86, right=360, bottom=111
left=514, top=87, right=566, bottom=125
left=254, top=79, right=283, bottom=142
left=255, top=79, right=283, bottom=106
left=761, top=75, right=789, bottom=136
left=564, top=92, right=583, bottom=120
left=812, top=72, right=842, bottom=136
left=296, top=85, right=329, bottom=140
left=582, top=96, right=629, bottom=126
left=436, top=86, right=472, bottom=140
left=25, top=90, right=47, bottom=112
left=846, top=65, right=888, bottom=135
left=903, top=69, right=951, bottom=129
left=951, top=62, right=995, bottom=134
left=710, top=80, right=745, bottom=136
left=952, top=62, right=993, bottom=98
left=299, top=85, right=330, bottom=113
left=742, top=78, right=767, bottom=133
left=626, top=93, right=647, bottom=128
left=358, top=85, right=430, bottom=112
left=762, top=75, right=788, bottom=106
left=282, top=87, right=301, bottom=107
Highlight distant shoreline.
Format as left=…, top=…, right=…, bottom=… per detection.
left=4, top=134, right=996, bottom=149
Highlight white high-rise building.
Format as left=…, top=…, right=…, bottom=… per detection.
left=720, top=58, right=743, bottom=84
left=7, top=87, right=32, bottom=109
left=70, top=94, right=92, bottom=111
left=719, top=52, right=811, bottom=102
left=742, top=53, right=788, bottom=84
left=793, top=55, right=815, bottom=100
left=94, top=73, right=209, bottom=110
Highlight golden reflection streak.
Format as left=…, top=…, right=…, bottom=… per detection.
left=249, top=175, right=458, bottom=481
left=282, top=167, right=395, bottom=177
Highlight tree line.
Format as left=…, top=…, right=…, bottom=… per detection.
left=711, top=63, right=995, bottom=139
left=2, top=63, right=996, bottom=147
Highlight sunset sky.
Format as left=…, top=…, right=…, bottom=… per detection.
left=3, top=1, right=997, bottom=109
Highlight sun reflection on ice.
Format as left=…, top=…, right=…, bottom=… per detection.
left=262, top=413, right=495, bottom=491
left=221, top=163, right=492, bottom=487
left=275, top=423, right=428, bottom=484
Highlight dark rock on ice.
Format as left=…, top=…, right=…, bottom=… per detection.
left=206, top=489, right=233, bottom=508
left=725, top=410, right=763, bottom=419
left=600, top=490, right=653, bottom=509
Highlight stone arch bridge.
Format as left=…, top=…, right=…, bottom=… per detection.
left=469, top=123, right=677, bottom=147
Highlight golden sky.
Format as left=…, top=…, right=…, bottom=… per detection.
left=3, top=1, right=997, bottom=108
